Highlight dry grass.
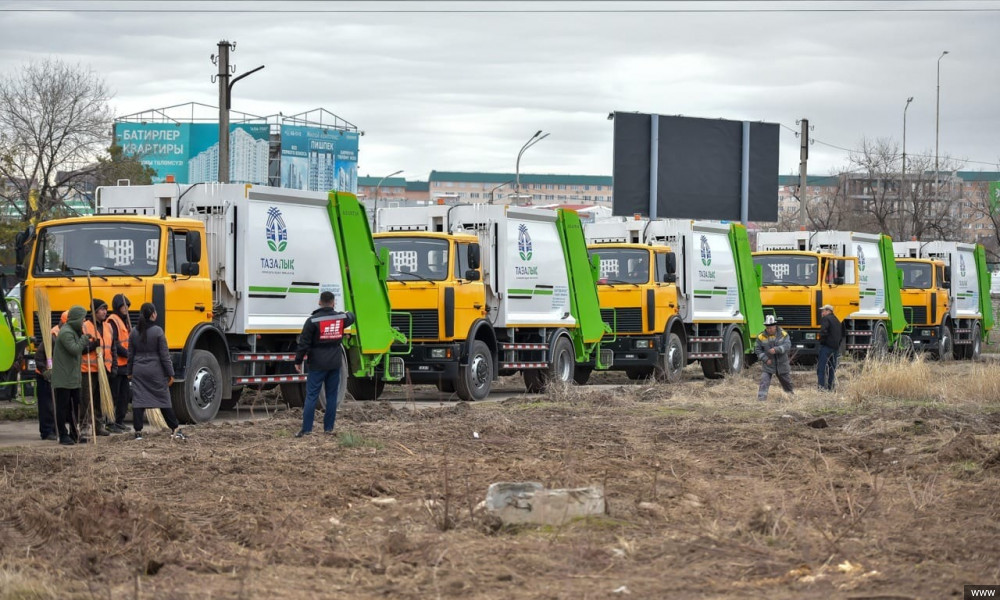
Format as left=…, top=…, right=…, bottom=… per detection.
left=0, top=565, right=55, bottom=600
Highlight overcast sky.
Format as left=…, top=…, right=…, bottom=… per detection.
left=1, top=1, right=997, bottom=182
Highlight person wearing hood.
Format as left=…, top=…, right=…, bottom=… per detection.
left=33, top=310, right=68, bottom=441
left=106, top=294, right=132, bottom=432
left=128, top=303, right=185, bottom=440
left=52, top=305, right=92, bottom=445
left=81, top=298, right=113, bottom=436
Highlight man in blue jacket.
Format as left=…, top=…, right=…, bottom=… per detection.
left=293, top=291, right=356, bottom=437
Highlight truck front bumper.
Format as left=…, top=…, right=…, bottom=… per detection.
left=387, top=343, right=462, bottom=384
left=908, top=327, right=940, bottom=351
left=584, top=336, right=659, bottom=369
left=786, top=329, right=821, bottom=358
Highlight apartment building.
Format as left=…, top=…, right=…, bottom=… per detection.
left=428, top=171, right=614, bottom=206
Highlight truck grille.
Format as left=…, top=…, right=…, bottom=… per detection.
left=904, top=305, right=928, bottom=325
left=391, top=310, right=439, bottom=339
left=765, top=305, right=812, bottom=327
left=601, top=308, right=643, bottom=333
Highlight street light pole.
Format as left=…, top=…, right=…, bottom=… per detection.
left=935, top=50, right=949, bottom=196
left=488, top=179, right=514, bottom=204
left=373, top=169, right=403, bottom=232
left=902, top=96, right=913, bottom=205
left=515, top=130, right=549, bottom=205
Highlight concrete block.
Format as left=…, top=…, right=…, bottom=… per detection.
left=485, top=482, right=606, bottom=526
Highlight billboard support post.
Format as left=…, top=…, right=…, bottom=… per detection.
left=741, top=121, right=750, bottom=225
left=649, top=114, right=659, bottom=220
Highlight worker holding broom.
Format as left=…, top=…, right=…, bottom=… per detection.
left=33, top=311, right=67, bottom=441
left=80, top=299, right=113, bottom=436
left=52, top=305, right=92, bottom=445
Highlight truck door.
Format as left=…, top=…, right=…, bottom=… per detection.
left=162, top=227, right=212, bottom=349
left=822, top=257, right=857, bottom=323
left=453, top=242, right=486, bottom=339
left=653, top=251, right=677, bottom=333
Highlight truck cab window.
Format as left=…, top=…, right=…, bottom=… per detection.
left=753, top=254, right=817, bottom=286
left=655, top=252, right=668, bottom=282
left=454, top=243, right=471, bottom=280
left=589, top=248, right=650, bottom=285
left=376, top=237, right=450, bottom=281
left=166, top=230, right=188, bottom=275
left=33, top=223, right=160, bottom=277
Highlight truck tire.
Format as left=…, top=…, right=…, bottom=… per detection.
left=960, top=324, right=982, bottom=361
left=171, top=349, right=223, bottom=424
left=220, top=386, right=244, bottom=410
left=573, top=367, right=593, bottom=385
left=721, top=330, right=745, bottom=375
left=280, top=383, right=306, bottom=408
left=625, top=367, right=653, bottom=380
left=347, top=375, right=385, bottom=401
left=436, top=379, right=456, bottom=394
left=700, top=359, right=721, bottom=379
left=655, top=332, right=686, bottom=383
left=868, top=323, right=889, bottom=359
left=935, top=324, right=954, bottom=362
left=523, top=336, right=575, bottom=393
left=455, top=340, right=493, bottom=401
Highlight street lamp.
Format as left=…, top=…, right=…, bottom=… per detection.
left=515, top=130, right=549, bottom=204
left=488, top=179, right=514, bottom=204
left=902, top=96, right=913, bottom=203
left=935, top=50, right=949, bottom=195
left=373, top=169, right=403, bottom=232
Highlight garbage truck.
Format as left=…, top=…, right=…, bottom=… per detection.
left=893, top=240, right=993, bottom=360
left=16, top=182, right=403, bottom=423
left=584, top=218, right=764, bottom=379
left=754, top=231, right=909, bottom=360
left=368, top=203, right=610, bottom=401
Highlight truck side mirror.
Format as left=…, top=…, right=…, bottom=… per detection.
left=836, top=260, right=846, bottom=279
left=14, top=226, right=33, bottom=265
left=943, top=266, right=951, bottom=283
left=943, top=279, right=951, bottom=290
left=468, top=243, right=481, bottom=270
left=834, top=276, right=845, bottom=285
left=664, top=273, right=677, bottom=283
left=666, top=252, right=677, bottom=275
left=185, top=231, right=202, bottom=263
left=465, top=269, right=481, bottom=281
left=181, top=262, right=200, bottom=276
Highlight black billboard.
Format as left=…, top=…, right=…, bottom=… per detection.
left=612, top=112, right=779, bottom=222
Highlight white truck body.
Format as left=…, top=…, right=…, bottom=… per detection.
left=97, top=183, right=346, bottom=334
left=375, top=204, right=574, bottom=328
left=894, top=241, right=982, bottom=319
left=585, top=219, right=743, bottom=324
left=757, top=231, right=887, bottom=320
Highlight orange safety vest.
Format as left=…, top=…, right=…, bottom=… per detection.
left=81, top=319, right=112, bottom=373
left=106, top=313, right=130, bottom=368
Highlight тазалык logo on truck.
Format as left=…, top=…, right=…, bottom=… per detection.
left=700, top=235, right=712, bottom=267
left=518, top=224, right=533, bottom=261
left=960, top=255, right=967, bottom=278
left=857, top=245, right=866, bottom=272
left=266, top=207, right=288, bottom=252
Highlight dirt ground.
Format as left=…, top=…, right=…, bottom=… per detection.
left=2, top=357, right=1000, bottom=600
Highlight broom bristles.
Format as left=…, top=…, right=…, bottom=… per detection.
left=33, top=288, right=53, bottom=361
left=147, top=408, right=169, bottom=431
left=96, top=361, right=115, bottom=420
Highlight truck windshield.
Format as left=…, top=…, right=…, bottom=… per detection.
left=898, top=262, right=933, bottom=289
left=754, top=254, right=817, bottom=286
left=376, top=237, right=450, bottom=282
left=33, top=223, right=161, bottom=277
left=589, top=248, right=650, bottom=285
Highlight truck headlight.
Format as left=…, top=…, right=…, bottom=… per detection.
left=430, top=348, right=451, bottom=359
left=804, top=333, right=817, bottom=340
left=635, top=340, right=651, bottom=349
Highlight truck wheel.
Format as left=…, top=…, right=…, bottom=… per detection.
left=573, top=367, right=593, bottom=385
left=280, top=383, right=306, bottom=408
left=455, top=340, right=493, bottom=401
left=960, top=324, right=982, bottom=360
left=655, top=332, right=686, bottom=383
left=347, top=376, right=385, bottom=401
left=868, top=324, right=889, bottom=359
left=171, top=349, right=222, bottom=424
left=436, top=379, right=456, bottom=394
left=935, top=325, right=954, bottom=362
left=721, top=330, right=744, bottom=375
left=220, top=386, right=244, bottom=410
left=700, top=359, right=722, bottom=380
left=523, top=336, right=575, bottom=393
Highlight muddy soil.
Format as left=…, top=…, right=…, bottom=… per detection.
left=1, top=365, right=999, bottom=599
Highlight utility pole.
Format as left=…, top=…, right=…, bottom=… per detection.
left=215, top=41, right=232, bottom=184
left=798, top=118, right=809, bottom=229
left=212, top=40, right=264, bottom=184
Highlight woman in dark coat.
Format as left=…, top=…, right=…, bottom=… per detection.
left=127, top=303, right=185, bottom=440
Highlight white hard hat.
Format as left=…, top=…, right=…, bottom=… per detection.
left=764, top=315, right=777, bottom=326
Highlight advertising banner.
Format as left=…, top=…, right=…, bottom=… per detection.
left=279, top=125, right=359, bottom=193
left=114, top=122, right=270, bottom=185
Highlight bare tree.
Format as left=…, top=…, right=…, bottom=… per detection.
left=0, top=58, right=114, bottom=222
left=848, top=137, right=901, bottom=236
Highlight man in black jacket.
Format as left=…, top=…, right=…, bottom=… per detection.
left=293, top=291, right=356, bottom=437
left=817, top=304, right=842, bottom=390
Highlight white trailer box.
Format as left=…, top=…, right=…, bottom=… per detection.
left=642, top=220, right=744, bottom=323
left=757, top=231, right=887, bottom=320
left=894, top=241, right=982, bottom=319
left=97, top=183, right=346, bottom=334
left=375, top=204, right=575, bottom=328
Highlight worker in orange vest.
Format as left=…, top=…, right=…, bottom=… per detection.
left=106, top=294, right=132, bottom=432
left=81, top=298, right=113, bottom=436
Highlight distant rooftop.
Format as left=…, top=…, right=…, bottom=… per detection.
left=429, top=171, right=613, bottom=186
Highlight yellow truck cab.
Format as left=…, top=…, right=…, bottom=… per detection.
left=584, top=242, right=684, bottom=382
left=753, top=250, right=859, bottom=359
left=895, top=258, right=951, bottom=357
